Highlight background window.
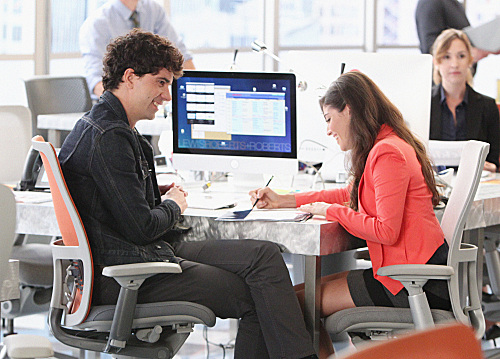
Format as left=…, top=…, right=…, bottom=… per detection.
left=0, top=0, right=35, bottom=55
left=51, top=0, right=88, bottom=53
left=376, top=0, right=419, bottom=47
left=279, top=0, right=365, bottom=48
left=170, top=0, right=265, bottom=50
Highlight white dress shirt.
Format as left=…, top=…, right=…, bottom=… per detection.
left=79, top=0, right=192, bottom=93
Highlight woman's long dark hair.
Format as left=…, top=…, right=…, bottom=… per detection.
left=319, top=71, right=439, bottom=210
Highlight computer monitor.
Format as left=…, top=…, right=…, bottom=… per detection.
left=172, top=70, right=298, bottom=175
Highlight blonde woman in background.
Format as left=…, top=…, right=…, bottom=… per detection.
left=430, top=28, right=499, bottom=172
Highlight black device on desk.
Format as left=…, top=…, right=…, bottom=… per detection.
left=17, top=147, right=50, bottom=191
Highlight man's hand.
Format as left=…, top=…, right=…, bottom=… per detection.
left=162, top=184, right=188, bottom=213
left=159, top=183, right=174, bottom=195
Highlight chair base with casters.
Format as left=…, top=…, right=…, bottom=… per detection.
left=324, top=141, right=490, bottom=353
left=48, top=243, right=217, bottom=359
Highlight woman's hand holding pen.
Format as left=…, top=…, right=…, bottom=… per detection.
left=161, top=182, right=188, bottom=213
left=298, top=202, right=330, bottom=217
left=248, top=187, right=296, bottom=209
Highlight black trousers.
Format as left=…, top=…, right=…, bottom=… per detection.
left=93, top=239, right=315, bottom=359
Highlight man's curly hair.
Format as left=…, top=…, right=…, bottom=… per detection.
left=102, top=29, right=184, bottom=91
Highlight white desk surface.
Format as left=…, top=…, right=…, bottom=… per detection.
left=37, top=112, right=171, bottom=136
left=13, top=174, right=500, bottom=254
left=13, top=178, right=356, bottom=256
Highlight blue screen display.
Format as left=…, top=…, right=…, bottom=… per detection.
left=172, top=71, right=296, bottom=159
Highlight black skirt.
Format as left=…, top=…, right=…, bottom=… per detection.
left=347, top=241, right=451, bottom=310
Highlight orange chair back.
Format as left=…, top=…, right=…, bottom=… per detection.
left=32, top=136, right=93, bottom=322
left=340, top=323, right=483, bottom=359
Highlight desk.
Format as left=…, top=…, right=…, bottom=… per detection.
left=37, top=112, right=171, bottom=147
left=14, top=177, right=500, bottom=352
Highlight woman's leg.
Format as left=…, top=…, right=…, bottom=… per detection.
left=174, top=239, right=316, bottom=359
left=295, top=271, right=355, bottom=359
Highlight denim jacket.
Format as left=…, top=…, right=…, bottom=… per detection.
left=58, top=91, right=181, bottom=266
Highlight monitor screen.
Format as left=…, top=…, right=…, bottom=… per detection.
left=172, top=70, right=298, bottom=175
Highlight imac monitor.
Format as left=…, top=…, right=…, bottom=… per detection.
left=172, top=70, right=297, bottom=175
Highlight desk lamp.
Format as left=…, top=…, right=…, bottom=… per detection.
left=251, top=39, right=309, bottom=91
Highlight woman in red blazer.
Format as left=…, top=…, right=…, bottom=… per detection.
left=250, top=71, right=449, bottom=358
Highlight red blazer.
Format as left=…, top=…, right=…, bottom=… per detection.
left=296, top=125, right=445, bottom=294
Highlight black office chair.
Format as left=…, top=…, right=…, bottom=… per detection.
left=24, top=75, right=92, bottom=140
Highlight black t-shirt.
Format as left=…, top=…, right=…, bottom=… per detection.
left=415, top=0, right=470, bottom=54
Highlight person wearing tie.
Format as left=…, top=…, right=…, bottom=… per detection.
left=79, top=0, right=195, bottom=98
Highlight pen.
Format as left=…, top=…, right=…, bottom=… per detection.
left=252, top=175, right=274, bottom=209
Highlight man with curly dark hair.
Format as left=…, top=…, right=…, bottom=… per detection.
left=58, top=29, right=317, bottom=359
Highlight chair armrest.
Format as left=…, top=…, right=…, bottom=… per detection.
left=377, top=264, right=454, bottom=281
left=378, top=264, right=454, bottom=330
left=103, top=262, right=182, bottom=291
left=102, top=262, right=182, bottom=278
left=101, top=262, right=182, bottom=353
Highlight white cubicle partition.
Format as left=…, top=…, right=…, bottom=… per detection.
left=285, top=51, right=433, bottom=181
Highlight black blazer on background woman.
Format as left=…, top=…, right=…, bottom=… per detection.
left=430, top=84, right=500, bottom=168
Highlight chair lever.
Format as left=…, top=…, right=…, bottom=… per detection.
left=136, top=325, right=162, bottom=343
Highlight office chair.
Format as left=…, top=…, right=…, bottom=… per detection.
left=24, top=75, right=92, bottom=140
left=334, top=323, right=483, bottom=359
left=325, top=140, right=490, bottom=343
left=0, top=184, right=54, bottom=359
left=31, top=136, right=216, bottom=358
left=0, top=105, right=53, bottom=335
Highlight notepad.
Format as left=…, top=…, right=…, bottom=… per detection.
left=187, top=192, right=238, bottom=210
left=216, top=209, right=313, bottom=222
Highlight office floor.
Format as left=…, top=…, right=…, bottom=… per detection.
left=0, top=253, right=363, bottom=358
left=3, top=314, right=238, bottom=359
left=9, top=313, right=500, bottom=358
left=2, top=255, right=439, bottom=358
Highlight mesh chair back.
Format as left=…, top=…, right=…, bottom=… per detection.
left=24, top=76, right=92, bottom=138
left=441, top=140, right=489, bottom=336
left=441, top=140, right=489, bottom=253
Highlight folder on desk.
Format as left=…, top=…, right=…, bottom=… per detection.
left=463, top=16, right=500, bottom=53
left=216, top=209, right=313, bottom=222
